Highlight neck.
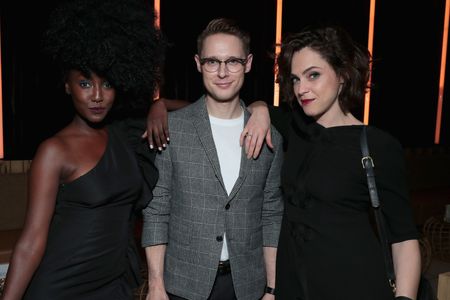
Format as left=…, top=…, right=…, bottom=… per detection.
left=71, top=115, right=107, bottom=134
left=205, top=96, right=242, bottom=119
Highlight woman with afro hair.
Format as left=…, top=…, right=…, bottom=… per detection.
left=1, top=0, right=176, bottom=299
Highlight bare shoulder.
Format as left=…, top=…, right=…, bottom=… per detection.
left=31, top=131, right=72, bottom=175
left=35, top=132, right=70, bottom=160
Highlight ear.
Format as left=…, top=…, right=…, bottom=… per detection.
left=194, top=54, right=202, bottom=73
left=244, top=54, right=253, bottom=73
left=65, top=83, right=71, bottom=95
left=337, top=76, right=344, bottom=94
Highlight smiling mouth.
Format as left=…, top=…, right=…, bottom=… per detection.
left=215, top=82, right=232, bottom=88
left=300, top=99, right=314, bottom=105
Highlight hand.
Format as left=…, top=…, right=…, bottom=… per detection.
left=142, top=99, right=169, bottom=151
left=261, top=293, right=275, bottom=300
left=146, top=281, right=170, bottom=300
left=240, top=101, right=273, bottom=159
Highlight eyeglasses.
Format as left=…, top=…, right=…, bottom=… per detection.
left=199, top=57, right=248, bottom=73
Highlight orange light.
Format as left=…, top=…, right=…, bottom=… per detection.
left=154, top=0, right=160, bottom=29
left=0, top=22, right=4, bottom=158
left=154, top=0, right=161, bottom=100
left=363, top=0, right=376, bottom=125
left=273, top=0, right=283, bottom=107
left=435, top=0, right=450, bottom=144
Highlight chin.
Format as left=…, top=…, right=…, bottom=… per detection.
left=301, top=108, right=321, bottom=120
left=210, top=92, right=237, bottom=103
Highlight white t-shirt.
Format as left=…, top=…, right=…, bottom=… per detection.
left=209, top=111, right=244, bottom=261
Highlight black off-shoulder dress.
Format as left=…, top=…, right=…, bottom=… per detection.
left=23, top=119, right=157, bottom=300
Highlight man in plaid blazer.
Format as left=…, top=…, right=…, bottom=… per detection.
left=142, top=18, right=283, bottom=300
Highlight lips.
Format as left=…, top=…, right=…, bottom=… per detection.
left=89, top=107, right=106, bottom=114
left=215, top=82, right=232, bottom=88
left=300, top=98, right=314, bottom=105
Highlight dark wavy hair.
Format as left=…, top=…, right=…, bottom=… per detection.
left=197, top=18, right=251, bottom=56
left=276, top=25, right=371, bottom=113
left=42, top=0, right=166, bottom=117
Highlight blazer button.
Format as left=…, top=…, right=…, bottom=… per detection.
left=225, top=203, right=230, bottom=210
left=216, top=236, right=223, bottom=242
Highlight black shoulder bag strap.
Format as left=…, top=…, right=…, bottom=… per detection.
left=360, top=126, right=397, bottom=293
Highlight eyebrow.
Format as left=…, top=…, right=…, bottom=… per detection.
left=302, top=66, right=321, bottom=74
left=201, top=56, right=244, bottom=60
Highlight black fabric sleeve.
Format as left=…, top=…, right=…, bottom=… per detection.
left=370, top=128, right=419, bottom=243
left=268, top=103, right=292, bottom=143
left=112, top=118, right=158, bottom=212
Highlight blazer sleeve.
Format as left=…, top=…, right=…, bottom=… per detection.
left=262, top=126, right=284, bottom=247
left=141, top=140, right=173, bottom=247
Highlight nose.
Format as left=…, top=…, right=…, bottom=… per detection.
left=217, top=62, right=228, bottom=78
left=295, top=82, right=309, bottom=97
left=92, top=86, right=103, bottom=103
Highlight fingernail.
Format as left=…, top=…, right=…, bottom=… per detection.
left=167, top=137, right=170, bottom=141
left=149, top=144, right=154, bottom=149
left=158, top=147, right=162, bottom=151
left=163, top=144, right=166, bottom=148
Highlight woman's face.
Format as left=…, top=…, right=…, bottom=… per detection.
left=65, top=70, right=115, bottom=123
left=290, top=47, right=344, bottom=126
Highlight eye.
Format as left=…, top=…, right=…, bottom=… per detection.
left=79, top=80, right=92, bottom=88
left=103, top=81, right=113, bottom=89
left=205, top=59, right=220, bottom=66
left=308, top=72, right=320, bottom=80
left=226, top=58, right=241, bottom=66
left=290, top=76, right=299, bottom=84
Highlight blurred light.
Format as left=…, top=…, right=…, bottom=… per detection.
left=435, top=0, right=449, bottom=144
left=364, top=0, right=376, bottom=125
left=154, top=0, right=160, bottom=100
left=273, top=0, right=283, bottom=107
left=0, top=22, right=4, bottom=159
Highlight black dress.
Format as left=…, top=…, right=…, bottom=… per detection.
left=23, top=119, right=157, bottom=300
left=271, top=106, right=418, bottom=300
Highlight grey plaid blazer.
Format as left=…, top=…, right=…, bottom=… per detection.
left=142, top=96, right=284, bottom=300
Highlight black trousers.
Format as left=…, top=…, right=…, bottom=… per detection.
left=168, top=261, right=237, bottom=300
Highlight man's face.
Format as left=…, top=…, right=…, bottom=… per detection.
left=195, top=33, right=252, bottom=103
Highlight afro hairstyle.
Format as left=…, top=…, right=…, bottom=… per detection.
left=42, top=0, right=166, bottom=116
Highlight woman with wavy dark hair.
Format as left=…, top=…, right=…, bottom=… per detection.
left=1, top=0, right=167, bottom=299
left=246, top=25, right=421, bottom=300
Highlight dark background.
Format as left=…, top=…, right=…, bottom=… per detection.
left=1, top=0, right=448, bottom=159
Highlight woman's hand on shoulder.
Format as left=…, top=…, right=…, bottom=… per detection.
left=142, top=97, right=191, bottom=151
left=142, top=99, right=169, bottom=151
left=241, top=101, right=273, bottom=159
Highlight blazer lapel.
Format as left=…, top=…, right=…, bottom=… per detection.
left=228, top=105, right=251, bottom=200
left=191, top=96, right=227, bottom=193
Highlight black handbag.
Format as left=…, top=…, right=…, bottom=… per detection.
left=359, top=126, right=435, bottom=300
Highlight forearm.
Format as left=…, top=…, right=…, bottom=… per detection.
left=246, top=100, right=268, bottom=114
left=263, top=246, right=277, bottom=288
left=158, top=98, right=190, bottom=111
left=392, top=239, right=421, bottom=299
left=2, top=241, right=45, bottom=299
left=145, top=244, right=167, bottom=284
